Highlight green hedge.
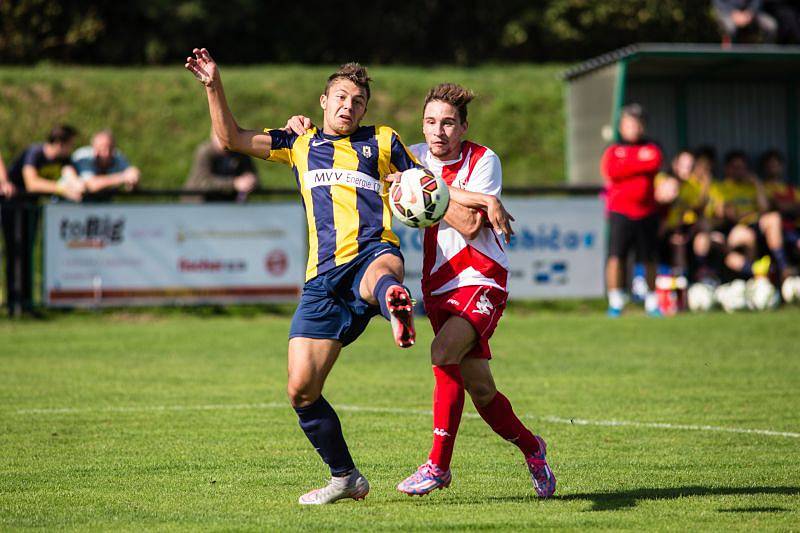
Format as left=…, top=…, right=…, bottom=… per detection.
left=0, top=65, right=567, bottom=189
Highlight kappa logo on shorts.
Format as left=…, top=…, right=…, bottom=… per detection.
left=472, top=290, right=493, bottom=316
left=446, top=298, right=460, bottom=306
left=433, top=427, right=451, bottom=437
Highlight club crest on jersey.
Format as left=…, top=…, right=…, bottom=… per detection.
left=362, top=145, right=372, bottom=158
left=472, top=291, right=493, bottom=315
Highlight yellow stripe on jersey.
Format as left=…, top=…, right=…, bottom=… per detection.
left=292, top=136, right=319, bottom=280
left=376, top=126, right=401, bottom=246
left=331, top=140, right=361, bottom=266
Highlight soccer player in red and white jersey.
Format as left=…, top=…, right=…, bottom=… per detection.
left=395, top=83, right=556, bottom=498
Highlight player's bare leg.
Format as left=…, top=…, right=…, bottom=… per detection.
left=287, top=338, right=369, bottom=504
left=359, top=253, right=415, bottom=347
left=725, top=224, right=763, bottom=277
left=759, top=211, right=791, bottom=278
left=606, top=255, right=626, bottom=316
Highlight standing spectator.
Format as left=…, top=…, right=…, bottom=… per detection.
left=713, top=0, right=778, bottom=45
left=601, top=104, right=664, bottom=317
left=2, top=125, right=82, bottom=315
left=764, top=0, right=800, bottom=43
left=72, top=129, right=140, bottom=201
left=183, top=130, right=259, bottom=202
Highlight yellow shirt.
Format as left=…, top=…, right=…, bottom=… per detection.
left=659, top=173, right=707, bottom=229
left=707, top=178, right=760, bottom=226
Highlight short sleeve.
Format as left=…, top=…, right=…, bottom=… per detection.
left=113, top=151, right=130, bottom=173
left=266, top=128, right=297, bottom=166
left=464, top=151, right=502, bottom=197
left=390, top=132, right=423, bottom=172
left=23, top=145, right=41, bottom=167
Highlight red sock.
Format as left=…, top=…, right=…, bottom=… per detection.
left=428, top=364, right=464, bottom=471
left=475, top=392, right=540, bottom=457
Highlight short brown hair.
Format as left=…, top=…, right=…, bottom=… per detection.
left=424, top=83, right=475, bottom=124
left=326, top=62, right=371, bottom=101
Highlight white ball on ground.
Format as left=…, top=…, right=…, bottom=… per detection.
left=781, top=275, right=800, bottom=304
left=715, top=280, right=748, bottom=313
left=687, top=282, right=715, bottom=312
left=745, top=277, right=780, bottom=311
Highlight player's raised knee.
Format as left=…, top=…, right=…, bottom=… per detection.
left=430, top=336, right=461, bottom=365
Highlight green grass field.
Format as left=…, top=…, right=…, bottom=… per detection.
left=0, top=64, right=566, bottom=190
left=2, top=309, right=799, bottom=530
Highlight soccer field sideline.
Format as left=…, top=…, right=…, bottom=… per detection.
left=12, top=400, right=800, bottom=439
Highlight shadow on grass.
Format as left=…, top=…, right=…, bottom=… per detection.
left=558, top=486, right=800, bottom=511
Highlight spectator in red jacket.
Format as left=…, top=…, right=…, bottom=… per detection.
left=601, top=104, right=664, bottom=317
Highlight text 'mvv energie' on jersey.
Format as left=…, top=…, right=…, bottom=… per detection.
left=267, top=125, right=421, bottom=280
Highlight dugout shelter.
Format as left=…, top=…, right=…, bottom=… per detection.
left=564, top=43, right=800, bottom=185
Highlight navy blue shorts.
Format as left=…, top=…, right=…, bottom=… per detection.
left=289, top=242, right=404, bottom=347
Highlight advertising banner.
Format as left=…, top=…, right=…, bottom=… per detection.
left=44, top=203, right=306, bottom=307
left=394, top=197, right=606, bottom=300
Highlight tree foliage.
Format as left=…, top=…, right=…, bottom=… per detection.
left=0, top=1, right=716, bottom=65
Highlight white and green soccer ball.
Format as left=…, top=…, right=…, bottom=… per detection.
left=389, top=168, right=450, bottom=228
left=781, top=275, right=800, bottom=304
left=745, top=277, right=780, bottom=311
left=687, top=282, right=716, bottom=312
left=715, top=280, right=748, bottom=313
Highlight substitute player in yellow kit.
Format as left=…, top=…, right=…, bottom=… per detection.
left=186, top=48, right=420, bottom=504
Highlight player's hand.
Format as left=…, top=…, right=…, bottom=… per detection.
left=486, top=196, right=515, bottom=244
left=284, top=115, right=314, bottom=135
left=185, top=48, right=219, bottom=87
left=385, top=172, right=403, bottom=184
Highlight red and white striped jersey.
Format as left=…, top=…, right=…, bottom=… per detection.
left=410, top=141, right=509, bottom=297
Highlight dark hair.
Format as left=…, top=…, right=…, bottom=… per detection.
left=620, top=103, right=646, bottom=123
left=326, top=62, right=371, bottom=101
left=424, top=83, right=475, bottom=124
left=693, top=145, right=717, bottom=163
left=724, top=149, right=748, bottom=166
left=758, top=149, right=784, bottom=174
left=47, top=124, right=77, bottom=144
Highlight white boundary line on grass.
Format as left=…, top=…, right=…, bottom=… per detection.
left=13, top=402, right=800, bottom=439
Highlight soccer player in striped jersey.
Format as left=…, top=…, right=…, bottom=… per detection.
left=395, top=83, right=556, bottom=498
left=186, top=49, right=419, bottom=504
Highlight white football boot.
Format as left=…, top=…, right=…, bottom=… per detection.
left=298, top=469, right=370, bottom=505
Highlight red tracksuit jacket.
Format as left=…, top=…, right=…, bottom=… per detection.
left=600, top=140, right=663, bottom=220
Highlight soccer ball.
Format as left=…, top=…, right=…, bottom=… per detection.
left=781, top=275, right=800, bottom=304
left=687, top=282, right=715, bottom=312
left=745, top=277, right=780, bottom=311
left=714, top=280, right=747, bottom=313
left=389, top=168, right=450, bottom=228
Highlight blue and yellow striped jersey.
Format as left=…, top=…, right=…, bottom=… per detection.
left=267, top=125, right=421, bottom=280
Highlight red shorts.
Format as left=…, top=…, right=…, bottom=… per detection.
left=424, top=285, right=508, bottom=359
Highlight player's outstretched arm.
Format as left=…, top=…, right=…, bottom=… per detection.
left=185, top=48, right=272, bottom=160
left=448, top=187, right=514, bottom=243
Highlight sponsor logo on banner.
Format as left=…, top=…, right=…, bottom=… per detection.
left=178, top=258, right=247, bottom=273
left=176, top=228, right=285, bottom=243
left=505, top=224, right=596, bottom=251
left=59, top=216, right=125, bottom=249
left=533, top=260, right=569, bottom=285
left=303, top=169, right=381, bottom=192
left=265, top=250, right=288, bottom=276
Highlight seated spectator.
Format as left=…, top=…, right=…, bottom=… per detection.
left=759, top=149, right=800, bottom=261
left=713, top=0, right=778, bottom=45
left=764, top=0, right=800, bottom=43
left=655, top=149, right=711, bottom=278
left=707, top=150, right=790, bottom=280
left=72, top=129, right=140, bottom=201
left=2, top=124, right=82, bottom=315
left=600, top=103, right=664, bottom=317
left=183, top=130, right=259, bottom=202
